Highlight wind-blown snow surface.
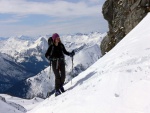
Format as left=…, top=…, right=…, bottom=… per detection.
left=27, top=13, right=150, bottom=113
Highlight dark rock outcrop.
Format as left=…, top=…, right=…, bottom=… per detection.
left=101, top=0, right=150, bottom=55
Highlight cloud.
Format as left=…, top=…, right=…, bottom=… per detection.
left=0, top=15, right=108, bottom=37
left=0, top=0, right=102, bottom=17
left=86, top=0, right=102, bottom=4
left=0, top=18, right=19, bottom=24
left=0, top=0, right=108, bottom=37
left=0, top=14, right=27, bottom=24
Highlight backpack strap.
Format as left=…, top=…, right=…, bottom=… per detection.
left=60, top=44, right=65, bottom=56
left=50, top=45, right=54, bottom=56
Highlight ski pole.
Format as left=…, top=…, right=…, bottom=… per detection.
left=49, top=60, right=52, bottom=79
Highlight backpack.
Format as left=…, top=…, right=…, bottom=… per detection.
left=48, top=37, right=53, bottom=46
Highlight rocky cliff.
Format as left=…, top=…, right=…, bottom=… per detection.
left=101, top=0, right=150, bottom=55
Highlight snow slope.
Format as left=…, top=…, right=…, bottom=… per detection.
left=0, top=96, right=23, bottom=113
left=27, top=13, right=150, bottom=113
left=0, top=94, right=43, bottom=112
left=0, top=94, right=43, bottom=113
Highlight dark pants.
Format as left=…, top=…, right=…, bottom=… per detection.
left=52, top=59, right=66, bottom=91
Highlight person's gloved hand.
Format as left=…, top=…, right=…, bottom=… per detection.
left=70, top=50, right=75, bottom=57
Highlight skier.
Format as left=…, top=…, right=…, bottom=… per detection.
left=45, top=33, right=75, bottom=97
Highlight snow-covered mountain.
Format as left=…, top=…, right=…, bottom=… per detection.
left=0, top=95, right=24, bottom=113
left=15, top=35, right=35, bottom=41
left=0, top=36, right=52, bottom=93
left=0, top=94, right=43, bottom=113
left=0, top=37, right=9, bottom=41
left=26, top=13, right=150, bottom=113
left=0, top=35, right=48, bottom=74
left=0, top=32, right=105, bottom=75
left=5, top=32, right=105, bottom=98
left=0, top=36, right=33, bottom=57
left=0, top=52, right=33, bottom=92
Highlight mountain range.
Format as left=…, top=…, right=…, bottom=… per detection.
left=0, top=32, right=106, bottom=98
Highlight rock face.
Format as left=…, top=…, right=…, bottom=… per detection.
left=101, top=0, right=150, bottom=55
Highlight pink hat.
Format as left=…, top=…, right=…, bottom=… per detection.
left=52, top=33, right=59, bottom=41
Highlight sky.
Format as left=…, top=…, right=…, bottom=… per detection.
left=0, top=0, right=108, bottom=37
